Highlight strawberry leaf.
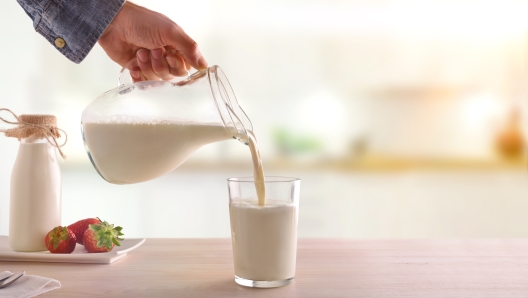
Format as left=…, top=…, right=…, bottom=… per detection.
left=89, top=219, right=125, bottom=251
left=49, top=226, right=71, bottom=250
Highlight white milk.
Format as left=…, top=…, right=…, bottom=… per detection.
left=9, top=142, right=61, bottom=252
left=83, top=122, right=232, bottom=184
left=229, top=199, right=298, bottom=281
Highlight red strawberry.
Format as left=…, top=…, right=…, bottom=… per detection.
left=45, top=226, right=77, bottom=254
left=83, top=219, right=124, bottom=253
left=67, top=218, right=100, bottom=245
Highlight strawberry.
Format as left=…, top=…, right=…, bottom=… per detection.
left=45, top=226, right=77, bottom=254
left=83, top=219, right=124, bottom=253
left=67, top=218, right=100, bottom=245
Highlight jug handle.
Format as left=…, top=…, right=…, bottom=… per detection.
left=117, top=67, right=195, bottom=87
left=117, top=67, right=134, bottom=87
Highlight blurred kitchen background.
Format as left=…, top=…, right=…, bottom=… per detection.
left=1, top=0, right=528, bottom=238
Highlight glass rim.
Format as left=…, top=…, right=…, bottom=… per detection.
left=227, top=176, right=300, bottom=183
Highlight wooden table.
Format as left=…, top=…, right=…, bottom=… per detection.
left=2, top=239, right=528, bottom=297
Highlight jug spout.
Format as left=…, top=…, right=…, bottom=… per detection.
left=208, top=66, right=253, bottom=145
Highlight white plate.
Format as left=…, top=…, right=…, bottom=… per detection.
left=0, top=236, right=145, bottom=264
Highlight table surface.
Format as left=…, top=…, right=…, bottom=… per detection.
left=2, top=238, right=528, bottom=297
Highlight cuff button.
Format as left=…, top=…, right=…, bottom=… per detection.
left=54, top=38, right=66, bottom=48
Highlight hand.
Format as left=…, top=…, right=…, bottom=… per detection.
left=97, top=1, right=208, bottom=82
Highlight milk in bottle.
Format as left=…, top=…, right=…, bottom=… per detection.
left=2, top=113, right=64, bottom=252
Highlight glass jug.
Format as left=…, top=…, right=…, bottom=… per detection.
left=81, top=66, right=252, bottom=185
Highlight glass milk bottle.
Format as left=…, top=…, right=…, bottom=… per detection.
left=6, top=114, right=63, bottom=252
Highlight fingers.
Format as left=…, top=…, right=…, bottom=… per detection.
left=125, top=58, right=146, bottom=82
left=136, top=49, right=172, bottom=80
left=132, top=48, right=190, bottom=81
left=166, top=48, right=190, bottom=77
left=150, top=48, right=174, bottom=80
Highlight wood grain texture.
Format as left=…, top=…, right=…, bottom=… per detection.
left=2, top=239, right=528, bottom=297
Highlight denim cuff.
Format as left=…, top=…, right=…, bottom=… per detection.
left=17, top=0, right=126, bottom=63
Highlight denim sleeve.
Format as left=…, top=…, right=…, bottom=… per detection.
left=17, top=0, right=126, bottom=64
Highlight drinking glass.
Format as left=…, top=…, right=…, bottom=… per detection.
left=227, top=176, right=300, bottom=288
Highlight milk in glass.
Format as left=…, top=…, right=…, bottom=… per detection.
left=230, top=199, right=297, bottom=281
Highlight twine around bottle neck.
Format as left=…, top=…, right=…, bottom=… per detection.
left=0, top=108, right=67, bottom=159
